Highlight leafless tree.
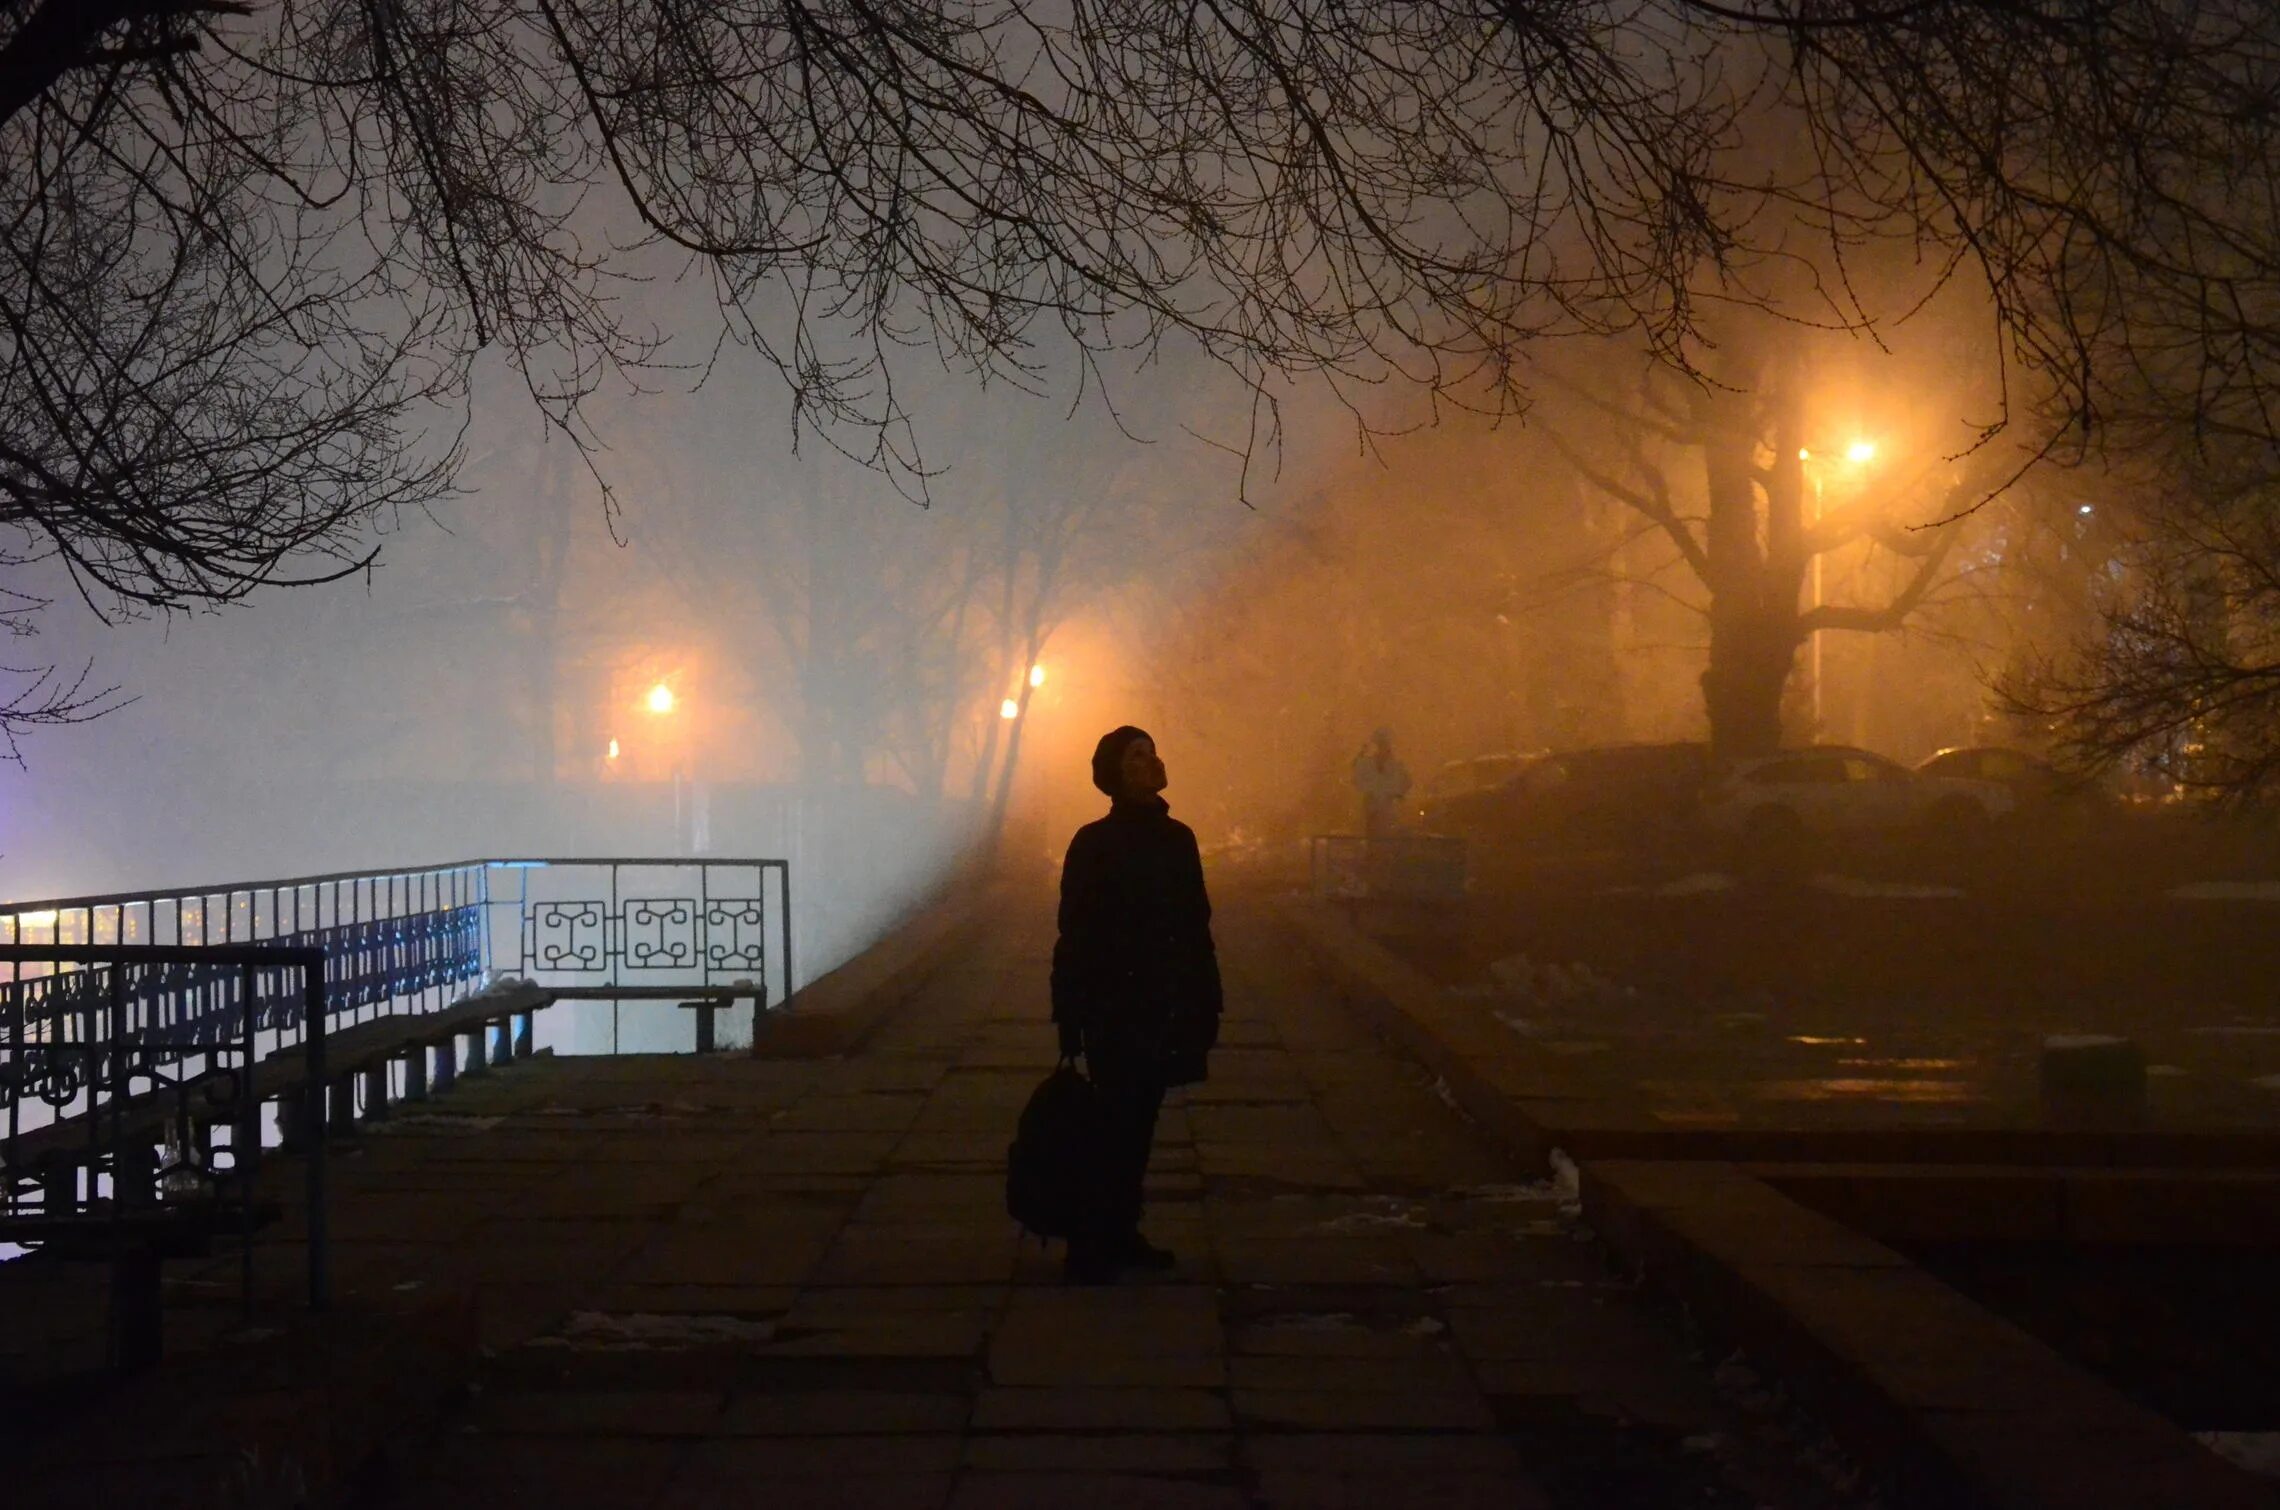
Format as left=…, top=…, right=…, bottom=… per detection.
left=2001, top=457, right=2280, bottom=801
left=0, top=582, right=118, bottom=759
left=5, top=0, right=2276, bottom=755
left=1542, top=333, right=2028, bottom=753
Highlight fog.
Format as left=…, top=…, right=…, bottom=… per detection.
left=0, top=340, right=1271, bottom=1001
left=0, top=257, right=2162, bottom=980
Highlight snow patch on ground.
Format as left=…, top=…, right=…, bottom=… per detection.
left=366, top=1112, right=503, bottom=1136
left=536, top=1311, right=780, bottom=1350
left=528, top=1102, right=707, bottom=1122
left=2197, top=1431, right=2280, bottom=1480
left=1482, top=954, right=1640, bottom=1010
left=1450, top=1162, right=1583, bottom=1219
left=1315, top=1197, right=1430, bottom=1233
left=1448, top=1181, right=1564, bottom=1205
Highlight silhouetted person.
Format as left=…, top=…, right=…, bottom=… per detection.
left=1051, top=725, right=1222, bottom=1284
left=1351, top=726, right=1412, bottom=838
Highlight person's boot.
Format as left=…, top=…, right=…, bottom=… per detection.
left=1063, top=1238, right=1120, bottom=1286
left=1115, top=1230, right=1176, bottom=1272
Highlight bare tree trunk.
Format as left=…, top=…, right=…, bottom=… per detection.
left=525, top=443, right=573, bottom=786
left=1695, top=364, right=1808, bottom=758
left=986, top=673, right=1038, bottom=850
left=1701, top=618, right=1798, bottom=757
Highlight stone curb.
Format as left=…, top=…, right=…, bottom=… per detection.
left=1269, top=896, right=2280, bottom=1510
left=1582, top=1160, right=2280, bottom=1510
left=1756, top=1163, right=2280, bottom=1247
left=1267, top=896, right=1623, bottom=1177
left=753, top=878, right=999, bottom=1059
left=1268, top=896, right=2280, bottom=1168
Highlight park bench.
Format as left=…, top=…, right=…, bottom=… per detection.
left=541, top=981, right=755, bottom=1053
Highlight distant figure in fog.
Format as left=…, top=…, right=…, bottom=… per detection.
left=1351, top=727, right=1412, bottom=838
left=1051, top=725, right=1222, bottom=1284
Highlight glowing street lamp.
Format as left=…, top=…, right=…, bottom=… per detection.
left=646, top=682, right=676, bottom=716
left=1798, top=437, right=1887, bottom=739
left=606, top=738, right=621, bottom=762
left=1000, top=697, right=1021, bottom=720
left=1029, top=664, right=1046, bottom=689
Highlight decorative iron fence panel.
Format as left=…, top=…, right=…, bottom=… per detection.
left=486, top=858, right=790, bottom=1002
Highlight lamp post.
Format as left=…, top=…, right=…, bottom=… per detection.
left=646, top=680, right=686, bottom=853
left=1803, top=450, right=1825, bottom=739
left=1800, top=440, right=1879, bottom=741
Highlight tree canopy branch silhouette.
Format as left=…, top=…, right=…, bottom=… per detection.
left=0, top=0, right=2274, bottom=746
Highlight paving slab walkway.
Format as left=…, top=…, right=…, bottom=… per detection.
left=252, top=894, right=1879, bottom=1509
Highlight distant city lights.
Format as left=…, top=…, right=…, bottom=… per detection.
left=607, top=738, right=621, bottom=761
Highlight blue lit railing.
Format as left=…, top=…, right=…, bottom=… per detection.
left=1, top=857, right=792, bottom=1059
left=2, top=857, right=790, bottom=1195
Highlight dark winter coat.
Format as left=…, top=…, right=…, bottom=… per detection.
left=1050, top=795, right=1223, bottom=1086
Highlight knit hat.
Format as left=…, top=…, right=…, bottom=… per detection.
left=1090, top=725, right=1153, bottom=797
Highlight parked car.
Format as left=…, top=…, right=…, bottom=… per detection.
left=1415, top=751, right=1545, bottom=833
left=1699, top=745, right=2018, bottom=858
left=1430, top=742, right=1713, bottom=857
left=1912, top=746, right=2108, bottom=814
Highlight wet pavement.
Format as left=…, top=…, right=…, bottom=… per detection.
left=185, top=895, right=1886, bottom=1509
left=1383, top=892, right=2280, bottom=1133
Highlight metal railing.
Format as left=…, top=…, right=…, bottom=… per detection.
left=0, top=943, right=325, bottom=1319
left=481, top=856, right=792, bottom=1004
left=1, top=857, right=792, bottom=1319
left=2, top=857, right=792, bottom=1060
